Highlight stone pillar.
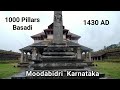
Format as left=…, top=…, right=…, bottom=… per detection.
left=32, top=47, right=37, bottom=60
left=53, top=11, right=63, bottom=44
left=20, top=51, right=24, bottom=63
left=100, top=56, right=102, bottom=61
left=85, top=52, right=87, bottom=60
left=77, top=47, right=82, bottom=59
left=37, top=51, right=41, bottom=60
left=96, top=57, right=98, bottom=61
left=30, top=52, right=32, bottom=60
left=24, top=52, right=28, bottom=62
left=89, top=52, right=91, bottom=61
left=81, top=52, right=83, bottom=59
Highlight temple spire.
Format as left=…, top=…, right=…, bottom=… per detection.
left=53, top=11, right=63, bottom=44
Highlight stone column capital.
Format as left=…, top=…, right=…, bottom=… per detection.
left=32, top=47, right=37, bottom=52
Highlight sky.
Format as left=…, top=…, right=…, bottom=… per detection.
left=0, top=11, right=120, bottom=52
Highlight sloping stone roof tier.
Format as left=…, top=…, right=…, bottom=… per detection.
left=67, top=32, right=81, bottom=38
left=19, top=45, right=32, bottom=51
left=20, top=40, right=92, bottom=52
left=31, top=32, right=45, bottom=38
left=80, top=45, right=93, bottom=52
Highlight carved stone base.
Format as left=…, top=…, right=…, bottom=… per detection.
left=31, top=62, right=88, bottom=70
left=17, top=62, right=29, bottom=67
left=83, top=61, right=94, bottom=66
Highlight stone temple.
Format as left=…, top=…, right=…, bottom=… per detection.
left=15, top=11, right=104, bottom=79
left=19, top=11, right=92, bottom=65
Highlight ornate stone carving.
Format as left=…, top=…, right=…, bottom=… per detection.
left=54, top=14, right=62, bottom=22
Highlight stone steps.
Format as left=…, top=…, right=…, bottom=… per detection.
left=31, top=62, right=88, bottom=70
left=41, top=56, right=76, bottom=58
left=32, top=59, right=84, bottom=63
left=42, top=52, right=75, bottom=56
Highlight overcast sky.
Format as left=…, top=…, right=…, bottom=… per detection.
left=0, top=11, right=120, bottom=52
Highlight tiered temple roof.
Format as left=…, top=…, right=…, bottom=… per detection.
left=20, top=42, right=92, bottom=52
left=31, top=23, right=80, bottom=39
left=20, top=23, right=92, bottom=52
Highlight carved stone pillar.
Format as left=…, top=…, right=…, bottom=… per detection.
left=85, top=52, right=87, bottom=60
left=20, top=51, right=24, bottom=63
left=81, top=52, right=83, bottom=59
left=89, top=52, right=91, bottom=61
left=37, top=51, right=41, bottom=60
left=32, top=47, right=37, bottom=60
left=100, top=56, right=102, bottom=61
left=30, top=52, right=32, bottom=60
left=77, top=47, right=82, bottom=59
left=53, top=11, right=63, bottom=44
left=24, top=52, right=28, bottom=62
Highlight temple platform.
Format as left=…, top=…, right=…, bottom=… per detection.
left=31, top=62, right=87, bottom=70
left=17, top=62, right=29, bottom=67
left=31, top=59, right=93, bottom=70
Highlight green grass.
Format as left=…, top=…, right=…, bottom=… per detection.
left=0, top=60, right=21, bottom=79
left=94, top=61, right=120, bottom=79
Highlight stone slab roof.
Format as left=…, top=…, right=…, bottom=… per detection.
left=80, top=45, right=93, bottom=52
left=31, top=31, right=80, bottom=39
left=67, top=32, right=81, bottom=38
left=91, top=52, right=105, bottom=57
left=30, top=40, right=80, bottom=47
left=31, top=32, right=45, bottom=38
left=31, top=41, right=51, bottom=47
left=19, top=45, right=32, bottom=51
left=66, top=40, right=80, bottom=46
left=20, top=41, right=92, bottom=52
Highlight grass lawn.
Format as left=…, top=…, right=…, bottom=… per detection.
left=94, top=61, right=120, bottom=79
left=0, top=60, right=21, bottom=79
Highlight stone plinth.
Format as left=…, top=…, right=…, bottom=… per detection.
left=17, top=62, right=29, bottom=67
